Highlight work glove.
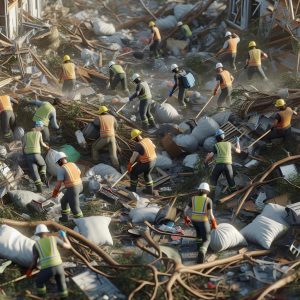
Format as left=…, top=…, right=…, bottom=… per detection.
left=168, top=90, right=173, bottom=97
left=127, top=162, right=133, bottom=173
left=211, top=218, right=218, bottom=230
left=184, top=216, right=191, bottom=226
left=59, top=230, right=67, bottom=238
left=213, top=89, right=218, bottom=96
left=26, top=268, right=33, bottom=277
left=236, top=136, right=240, bottom=143
left=52, top=188, right=60, bottom=198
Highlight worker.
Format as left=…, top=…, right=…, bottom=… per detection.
left=184, top=182, right=217, bottom=263
left=23, top=121, right=50, bottom=193
left=213, top=63, right=234, bottom=110
left=129, top=73, right=156, bottom=129
left=216, top=31, right=240, bottom=71
left=245, top=41, right=268, bottom=80
left=204, top=129, right=241, bottom=198
left=266, top=99, right=297, bottom=147
left=0, top=94, right=17, bottom=140
left=169, top=64, right=189, bottom=108
left=148, top=21, right=161, bottom=59
left=92, top=106, right=119, bottom=169
left=60, top=55, right=76, bottom=98
left=27, top=224, right=71, bottom=298
left=31, top=98, right=61, bottom=143
left=127, top=129, right=157, bottom=195
left=52, top=152, right=83, bottom=222
left=177, top=21, right=192, bottom=50
left=108, top=61, right=129, bottom=96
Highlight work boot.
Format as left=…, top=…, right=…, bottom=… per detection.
left=142, top=185, right=154, bottom=195
left=148, top=119, right=157, bottom=129
left=36, top=185, right=43, bottom=193
left=41, top=174, right=49, bottom=187
left=59, top=214, right=69, bottom=223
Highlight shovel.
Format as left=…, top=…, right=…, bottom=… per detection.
left=161, top=88, right=178, bottom=105
left=193, top=95, right=214, bottom=122
left=116, top=101, right=128, bottom=114
left=111, top=162, right=137, bottom=188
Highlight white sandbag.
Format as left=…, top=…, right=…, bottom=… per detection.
left=155, top=154, right=173, bottom=169
left=129, top=206, right=160, bottom=223
left=211, top=111, right=232, bottom=126
left=174, top=4, right=195, bottom=20
left=74, top=216, right=113, bottom=245
left=210, top=223, right=247, bottom=252
left=156, top=16, right=178, bottom=30
left=0, top=225, right=34, bottom=267
left=241, top=215, right=288, bottom=249
left=183, top=154, right=199, bottom=169
left=8, top=190, right=46, bottom=209
left=261, top=203, right=288, bottom=225
left=13, top=127, right=25, bottom=141
left=191, top=117, right=219, bottom=145
left=178, top=122, right=191, bottom=134
left=86, top=163, right=122, bottom=182
left=45, top=149, right=60, bottom=177
left=173, top=134, right=198, bottom=153
left=155, top=103, right=180, bottom=124
left=203, top=136, right=216, bottom=152
left=92, top=19, right=115, bottom=36
left=0, top=145, right=7, bottom=158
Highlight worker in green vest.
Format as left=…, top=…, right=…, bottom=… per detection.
left=108, top=61, right=129, bottom=96
left=204, top=129, right=241, bottom=198
left=26, top=224, right=71, bottom=298
left=184, top=182, right=217, bottom=263
left=177, top=21, right=192, bottom=50
left=22, top=121, right=50, bottom=193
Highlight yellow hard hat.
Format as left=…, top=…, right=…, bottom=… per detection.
left=275, top=99, right=286, bottom=108
left=149, top=21, right=155, bottom=27
left=98, top=106, right=108, bottom=114
left=131, top=129, right=142, bottom=140
left=248, top=41, right=256, bottom=48
left=63, top=55, right=71, bottom=62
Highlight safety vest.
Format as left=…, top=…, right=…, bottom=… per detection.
left=32, top=102, right=54, bottom=126
left=182, top=24, right=192, bottom=37
left=62, top=62, right=76, bottom=80
left=138, top=138, right=157, bottom=163
left=111, top=64, right=125, bottom=75
left=248, top=49, right=262, bottom=66
left=138, top=82, right=152, bottom=101
left=62, top=162, right=81, bottom=188
left=220, top=70, right=232, bottom=89
left=191, top=195, right=208, bottom=222
left=24, top=131, right=41, bottom=154
left=99, top=115, right=115, bottom=138
left=277, top=107, right=293, bottom=129
left=0, top=95, right=12, bottom=113
left=227, top=38, right=238, bottom=54
left=152, top=26, right=161, bottom=41
left=35, top=236, right=62, bottom=270
left=215, top=141, right=232, bottom=164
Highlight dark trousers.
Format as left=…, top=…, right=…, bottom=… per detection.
left=192, top=221, right=211, bottom=254
left=217, top=87, right=232, bottom=108
left=62, top=79, right=76, bottom=98
left=110, top=73, right=129, bottom=93
left=149, top=40, right=161, bottom=58
left=25, top=153, right=46, bottom=187
left=266, top=127, right=291, bottom=143
left=130, top=160, right=156, bottom=191
left=61, top=184, right=83, bottom=218
left=139, top=99, right=154, bottom=127
left=247, top=66, right=268, bottom=80
left=178, top=86, right=189, bottom=106
left=221, top=53, right=237, bottom=71
left=41, top=126, right=50, bottom=143
left=211, top=163, right=236, bottom=189
left=0, top=110, right=15, bottom=139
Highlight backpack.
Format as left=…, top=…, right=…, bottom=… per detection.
left=180, top=71, right=196, bottom=89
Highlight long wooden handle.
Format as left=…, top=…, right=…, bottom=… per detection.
left=111, top=162, right=137, bottom=188
left=195, top=95, right=214, bottom=120
left=246, top=129, right=271, bottom=149
left=116, top=102, right=128, bottom=113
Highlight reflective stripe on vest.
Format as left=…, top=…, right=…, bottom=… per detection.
left=220, top=70, right=232, bottom=89
left=24, top=131, right=41, bottom=154
left=182, top=24, right=192, bottom=37
left=62, top=62, right=76, bottom=80
left=138, top=82, right=152, bottom=101
left=139, top=138, right=157, bottom=163
left=111, top=64, right=125, bottom=75
left=32, top=102, right=54, bottom=126
left=277, top=107, right=293, bottom=129
left=215, top=141, right=232, bottom=164
left=35, top=236, right=62, bottom=270
left=248, top=49, right=262, bottom=66
left=62, top=162, right=81, bottom=188
left=227, top=38, right=238, bottom=54
left=99, top=115, right=115, bottom=138
left=191, top=195, right=208, bottom=222
left=0, top=95, right=12, bottom=113
left=152, top=26, right=161, bottom=41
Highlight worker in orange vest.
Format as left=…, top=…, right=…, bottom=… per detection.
left=213, top=63, right=234, bottom=110
left=0, top=94, right=17, bottom=140
left=60, top=55, right=76, bottom=98
left=148, top=21, right=161, bottom=59
left=127, top=129, right=157, bottom=195
left=92, top=106, right=119, bottom=169
left=266, top=99, right=297, bottom=147
left=52, top=152, right=83, bottom=222
left=245, top=41, right=268, bottom=80
left=216, top=31, right=240, bottom=71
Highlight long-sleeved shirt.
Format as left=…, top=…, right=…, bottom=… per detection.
left=130, top=83, right=145, bottom=100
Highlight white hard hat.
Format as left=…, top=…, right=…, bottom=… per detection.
left=35, top=224, right=50, bottom=235
left=108, top=61, right=115, bottom=68
left=177, top=21, right=183, bottom=26
left=216, top=62, right=223, bottom=69
left=55, top=151, right=67, bottom=163
left=131, top=73, right=140, bottom=81
left=225, top=31, right=232, bottom=37
left=198, top=182, right=210, bottom=192
left=171, top=63, right=178, bottom=71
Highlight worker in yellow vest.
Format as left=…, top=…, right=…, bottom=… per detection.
left=266, top=99, right=297, bottom=147
left=148, top=21, right=161, bottom=59
left=23, top=121, right=50, bottom=193
left=0, top=94, right=17, bottom=140
left=27, top=224, right=71, bottom=298
left=127, top=129, right=157, bottom=195
left=245, top=41, right=268, bottom=80
left=60, top=55, right=76, bottom=98
left=177, top=21, right=192, bottom=50
left=52, top=152, right=83, bottom=222
left=92, top=106, right=119, bottom=169
left=108, top=61, right=129, bottom=96
left=213, top=63, right=234, bottom=110
left=184, top=182, right=217, bottom=263
left=216, top=31, right=240, bottom=71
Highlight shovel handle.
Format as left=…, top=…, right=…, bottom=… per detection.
left=246, top=129, right=271, bottom=149
left=111, top=162, right=137, bottom=188
left=194, top=95, right=214, bottom=120
left=116, top=102, right=128, bottom=113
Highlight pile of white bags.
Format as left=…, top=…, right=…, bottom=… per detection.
left=8, top=190, right=46, bottom=209
left=129, top=207, right=160, bottom=223
left=203, top=136, right=216, bottom=152
left=92, top=19, right=116, bottom=35
left=173, top=134, right=198, bottom=153
left=155, top=103, right=180, bottom=124
left=191, top=117, right=219, bottom=145
left=211, top=111, right=232, bottom=126
left=182, top=154, right=199, bottom=169
left=45, top=149, right=60, bottom=177
left=86, top=163, right=122, bottom=182
left=155, top=153, right=173, bottom=169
